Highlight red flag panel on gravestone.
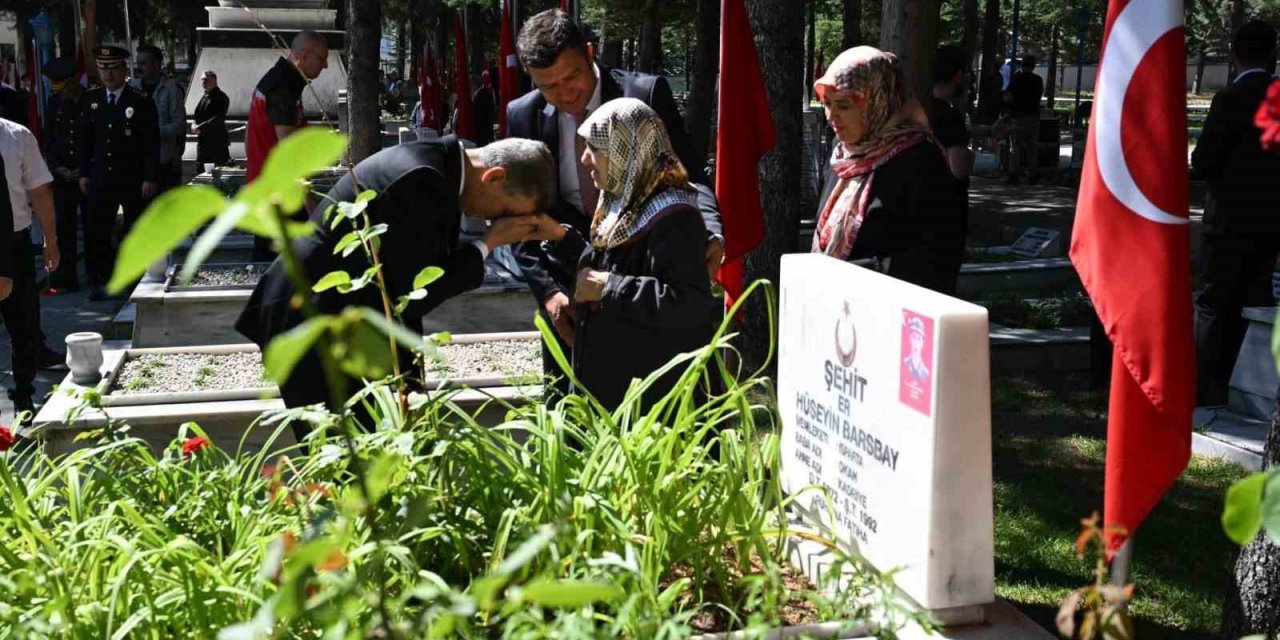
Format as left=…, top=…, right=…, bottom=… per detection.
left=714, top=0, right=776, bottom=307
left=1069, top=0, right=1195, bottom=554
left=499, top=0, right=520, bottom=137
left=453, top=14, right=476, bottom=141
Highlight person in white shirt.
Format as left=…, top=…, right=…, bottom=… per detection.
left=0, top=117, right=62, bottom=417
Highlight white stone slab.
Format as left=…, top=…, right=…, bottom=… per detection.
left=778, top=254, right=995, bottom=622
left=1009, top=227, right=1062, bottom=258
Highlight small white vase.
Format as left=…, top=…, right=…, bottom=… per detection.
left=65, top=332, right=104, bottom=386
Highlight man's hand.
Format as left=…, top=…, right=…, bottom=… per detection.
left=141, top=181, right=158, bottom=199
left=574, top=268, right=610, bottom=303
left=43, top=238, right=60, bottom=272
left=79, top=177, right=90, bottom=195
left=0, top=277, right=11, bottom=301
left=704, top=237, right=725, bottom=283
left=482, top=215, right=539, bottom=252
left=544, top=291, right=576, bottom=344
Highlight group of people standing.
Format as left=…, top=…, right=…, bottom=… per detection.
left=238, top=9, right=974, bottom=425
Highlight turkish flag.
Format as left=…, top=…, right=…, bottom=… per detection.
left=453, top=13, right=476, bottom=141
left=1069, top=0, right=1195, bottom=554
left=418, top=44, right=444, bottom=131
left=714, top=0, right=775, bottom=306
left=560, top=0, right=570, bottom=12
left=498, top=0, right=521, bottom=137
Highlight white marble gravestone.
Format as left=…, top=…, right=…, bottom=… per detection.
left=778, top=254, right=995, bottom=623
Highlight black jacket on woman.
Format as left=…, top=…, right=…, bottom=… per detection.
left=552, top=201, right=719, bottom=411
left=817, top=140, right=965, bottom=294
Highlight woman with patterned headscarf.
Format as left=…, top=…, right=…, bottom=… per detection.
left=813, top=46, right=965, bottom=294
left=540, top=97, right=719, bottom=410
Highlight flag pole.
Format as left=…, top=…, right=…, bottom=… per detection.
left=1110, top=539, right=1133, bottom=588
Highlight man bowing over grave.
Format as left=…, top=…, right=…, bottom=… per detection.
left=235, top=136, right=558, bottom=428
left=506, top=9, right=724, bottom=400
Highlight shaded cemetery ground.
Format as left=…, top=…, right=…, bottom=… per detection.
left=991, top=373, right=1246, bottom=639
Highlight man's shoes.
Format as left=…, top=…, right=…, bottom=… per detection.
left=1026, top=174, right=1040, bottom=185
left=88, top=287, right=108, bottom=301
left=1005, top=175, right=1020, bottom=185
left=38, top=346, right=69, bottom=371
left=10, top=395, right=35, bottom=418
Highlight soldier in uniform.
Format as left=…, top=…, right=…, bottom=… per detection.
left=77, top=45, right=159, bottom=300
left=42, top=58, right=86, bottom=291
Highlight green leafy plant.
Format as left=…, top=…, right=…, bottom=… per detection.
left=2, top=128, right=926, bottom=639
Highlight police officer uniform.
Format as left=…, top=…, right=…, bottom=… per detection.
left=42, top=58, right=86, bottom=290
left=77, top=46, right=159, bottom=298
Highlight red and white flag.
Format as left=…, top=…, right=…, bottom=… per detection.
left=714, top=0, right=775, bottom=307
left=1070, top=0, right=1195, bottom=553
left=452, top=13, right=476, bottom=141
left=498, top=0, right=521, bottom=137
left=418, top=44, right=444, bottom=131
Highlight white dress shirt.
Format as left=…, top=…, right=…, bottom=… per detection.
left=0, top=118, right=53, bottom=232
left=548, top=64, right=603, bottom=214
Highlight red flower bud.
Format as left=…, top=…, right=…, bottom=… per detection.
left=1256, top=79, right=1280, bottom=152
left=0, top=425, right=14, bottom=452
left=181, top=436, right=211, bottom=458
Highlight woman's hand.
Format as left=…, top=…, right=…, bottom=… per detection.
left=574, top=268, right=611, bottom=303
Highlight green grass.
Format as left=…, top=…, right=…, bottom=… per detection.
left=991, top=375, right=1248, bottom=639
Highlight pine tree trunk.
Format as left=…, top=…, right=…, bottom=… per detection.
left=843, top=0, right=863, bottom=48
left=976, top=0, right=1001, bottom=123
left=396, top=19, right=408, bottom=78
left=467, top=5, right=486, bottom=82
left=806, top=1, right=817, bottom=103
left=639, top=0, right=663, bottom=74
left=1194, top=47, right=1208, bottom=95
left=347, top=0, right=383, bottom=163
left=961, top=0, right=980, bottom=71
left=1219, top=390, right=1280, bottom=639
left=742, top=0, right=805, bottom=371
left=687, top=0, right=720, bottom=165
left=880, top=0, right=942, bottom=103
left=1045, top=23, right=1059, bottom=104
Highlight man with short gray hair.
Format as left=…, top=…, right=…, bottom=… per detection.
left=236, top=135, right=559, bottom=422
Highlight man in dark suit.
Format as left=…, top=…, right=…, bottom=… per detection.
left=42, top=57, right=86, bottom=291
left=506, top=8, right=723, bottom=397
left=236, top=137, right=559, bottom=417
left=77, top=45, right=160, bottom=300
left=1191, top=20, right=1280, bottom=405
left=193, top=70, right=231, bottom=170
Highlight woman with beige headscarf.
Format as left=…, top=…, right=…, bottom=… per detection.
left=813, top=46, right=965, bottom=293
left=540, top=97, right=719, bottom=410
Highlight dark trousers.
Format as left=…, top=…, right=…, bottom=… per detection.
left=2, top=228, right=40, bottom=400
left=1194, top=232, right=1280, bottom=405
left=157, top=159, right=182, bottom=192
left=537, top=307, right=574, bottom=404
left=51, top=179, right=85, bottom=287
left=85, top=183, right=144, bottom=287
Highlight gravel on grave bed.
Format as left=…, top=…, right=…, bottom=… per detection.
left=176, top=264, right=266, bottom=288
left=110, top=352, right=271, bottom=395
left=431, top=338, right=541, bottom=382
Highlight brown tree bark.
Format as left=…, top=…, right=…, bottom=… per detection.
left=1219, top=392, right=1280, bottom=639
left=975, top=0, right=1000, bottom=123
left=687, top=0, right=720, bottom=163
left=880, top=0, right=942, bottom=104
left=1045, top=23, right=1059, bottom=104
left=347, top=0, right=383, bottom=163
left=742, top=0, right=805, bottom=371
left=961, top=0, right=980, bottom=71
left=843, top=0, right=863, bottom=49
left=638, top=0, right=663, bottom=74
left=806, top=0, right=816, bottom=103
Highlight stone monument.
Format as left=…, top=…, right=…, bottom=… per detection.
left=185, top=0, right=347, bottom=120
left=778, top=254, right=995, bottom=625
